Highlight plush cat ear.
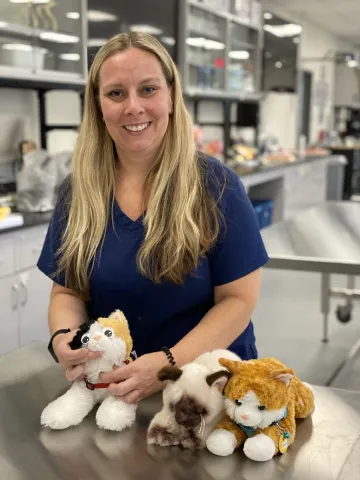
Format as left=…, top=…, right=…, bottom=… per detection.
left=206, top=370, right=231, bottom=392
left=218, top=358, right=243, bottom=374
left=109, top=310, right=128, bottom=325
left=273, top=368, right=294, bottom=387
left=158, top=366, right=183, bottom=382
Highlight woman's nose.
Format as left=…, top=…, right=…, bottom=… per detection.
left=124, top=93, right=144, bottom=116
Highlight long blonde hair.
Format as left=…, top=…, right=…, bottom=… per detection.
left=56, top=32, right=225, bottom=300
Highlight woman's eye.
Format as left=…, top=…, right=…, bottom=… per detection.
left=108, top=90, right=123, bottom=98
left=103, top=328, right=113, bottom=337
left=143, top=86, right=156, bottom=95
left=235, top=400, right=242, bottom=406
left=258, top=405, right=266, bottom=411
left=81, top=335, right=90, bottom=345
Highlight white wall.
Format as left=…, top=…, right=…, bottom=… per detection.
left=263, top=5, right=357, bottom=145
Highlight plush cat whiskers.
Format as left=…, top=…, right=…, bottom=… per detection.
left=41, top=310, right=137, bottom=432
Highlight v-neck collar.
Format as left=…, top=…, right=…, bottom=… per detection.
left=112, top=200, right=145, bottom=231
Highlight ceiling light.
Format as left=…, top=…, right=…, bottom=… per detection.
left=88, top=38, right=108, bottom=48
left=0, top=22, right=7, bottom=28
left=59, top=53, right=80, bottom=61
left=66, top=12, right=80, bottom=20
left=87, top=10, right=118, bottom=22
left=161, top=36, right=176, bottom=46
left=186, top=37, right=225, bottom=50
left=39, top=32, right=79, bottom=43
left=264, top=23, right=302, bottom=38
left=264, top=13, right=273, bottom=20
left=2, top=43, right=47, bottom=53
left=9, top=0, right=48, bottom=3
left=130, top=25, right=163, bottom=35
left=348, top=60, right=358, bottom=68
left=275, top=61, right=283, bottom=68
left=229, top=50, right=250, bottom=60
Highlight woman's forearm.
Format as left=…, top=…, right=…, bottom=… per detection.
left=48, top=284, right=88, bottom=336
left=171, top=295, right=254, bottom=366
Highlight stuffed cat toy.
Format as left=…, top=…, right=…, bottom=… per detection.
left=41, top=310, right=137, bottom=432
left=206, top=357, right=314, bottom=462
left=147, top=349, right=241, bottom=450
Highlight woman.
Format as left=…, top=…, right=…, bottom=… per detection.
left=38, top=32, right=268, bottom=405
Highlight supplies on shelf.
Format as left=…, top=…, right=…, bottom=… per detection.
left=193, top=124, right=224, bottom=159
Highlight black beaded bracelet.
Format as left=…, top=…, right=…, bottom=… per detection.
left=161, top=346, right=176, bottom=367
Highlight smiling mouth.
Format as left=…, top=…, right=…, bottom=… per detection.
left=123, top=122, right=151, bottom=132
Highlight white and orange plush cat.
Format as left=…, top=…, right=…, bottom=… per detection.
left=206, top=357, right=315, bottom=462
left=41, top=310, right=137, bottom=432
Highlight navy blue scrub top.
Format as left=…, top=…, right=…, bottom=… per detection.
left=37, top=156, right=269, bottom=360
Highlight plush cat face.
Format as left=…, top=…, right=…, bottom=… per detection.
left=219, top=358, right=294, bottom=430
left=158, top=364, right=230, bottom=430
left=70, top=310, right=133, bottom=366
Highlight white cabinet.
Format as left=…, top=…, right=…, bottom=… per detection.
left=19, top=267, right=51, bottom=346
left=0, top=276, right=20, bottom=356
left=284, top=159, right=328, bottom=219
left=0, top=224, right=51, bottom=356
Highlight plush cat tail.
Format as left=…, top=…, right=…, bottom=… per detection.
left=206, top=370, right=231, bottom=391
left=109, top=310, right=129, bottom=326
left=272, top=368, right=295, bottom=387
left=158, top=366, right=183, bottom=382
left=218, top=358, right=243, bottom=374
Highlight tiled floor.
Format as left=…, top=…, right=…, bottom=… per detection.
left=253, top=269, right=360, bottom=390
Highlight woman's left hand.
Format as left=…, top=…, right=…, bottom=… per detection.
left=100, top=352, right=168, bottom=404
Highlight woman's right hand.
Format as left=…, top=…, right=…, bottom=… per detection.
left=52, top=330, right=103, bottom=382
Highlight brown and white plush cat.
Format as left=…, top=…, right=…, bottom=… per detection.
left=41, top=310, right=137, bottom=432
left=147, top=349, right=241, bottom=450
left=206, top=358, right=315, bottom=462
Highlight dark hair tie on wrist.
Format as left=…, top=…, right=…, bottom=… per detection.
left=161, top=346, right=176, bottom=367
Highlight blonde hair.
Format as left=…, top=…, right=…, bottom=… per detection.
left=56, top=32, right=225, bottom=300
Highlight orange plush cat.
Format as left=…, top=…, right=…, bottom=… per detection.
left=206, top=358, right=314, bottom=462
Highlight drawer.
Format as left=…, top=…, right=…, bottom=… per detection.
left=17, top=226, right=47, bottom=272
left=0, top=234, right=15, bottom=278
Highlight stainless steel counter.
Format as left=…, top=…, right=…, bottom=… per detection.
left=1, top=342, right=360, bottom=480
left=261, top=201, right=360, bottom=387
left=261, top=201, right=360, bottom=276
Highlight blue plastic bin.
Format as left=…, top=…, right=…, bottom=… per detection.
left=251, top=199, right=274, bottom=229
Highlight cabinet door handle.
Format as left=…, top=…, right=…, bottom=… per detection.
left=12, top=283, right=20, bottom=310
left=20, top=280, right=28, bottom=307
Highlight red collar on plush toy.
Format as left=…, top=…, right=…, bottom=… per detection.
left=83, top=352, right=137, bottom=390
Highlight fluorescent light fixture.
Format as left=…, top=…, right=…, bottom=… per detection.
left=275, top=61, right=283, bottom=68
left=161, top=36, right=176, bottom=46
left=39, top=32, right=79, bottom=43
left=348, top=60, right=358, bottom=68
left=186, top=37, right=225, bottom=50
left=264, top=13, right=273, bottom=20
left=264, top=23, right=302, bottom=38
left=87, top=10, right=118, bottom=22
left=130, top=25, right=163, bottom=35
left=2, top=43, right=47, bottom=53
left=10, top=0, right=48, bottom=3
left=88, top=38, right=108, bottom=48
left=66, top=12, right=80, bottom=20
left=229, top=50, right=250, bottom=60
left=0, top=21, right=8, bottom=28
left=59, top=53, right=80, bottom=61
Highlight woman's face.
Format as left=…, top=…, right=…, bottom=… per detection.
left=99, top=47, right=173, bottom=161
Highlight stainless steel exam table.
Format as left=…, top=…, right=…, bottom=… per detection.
left=0, top=342, right=360, bottom=480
